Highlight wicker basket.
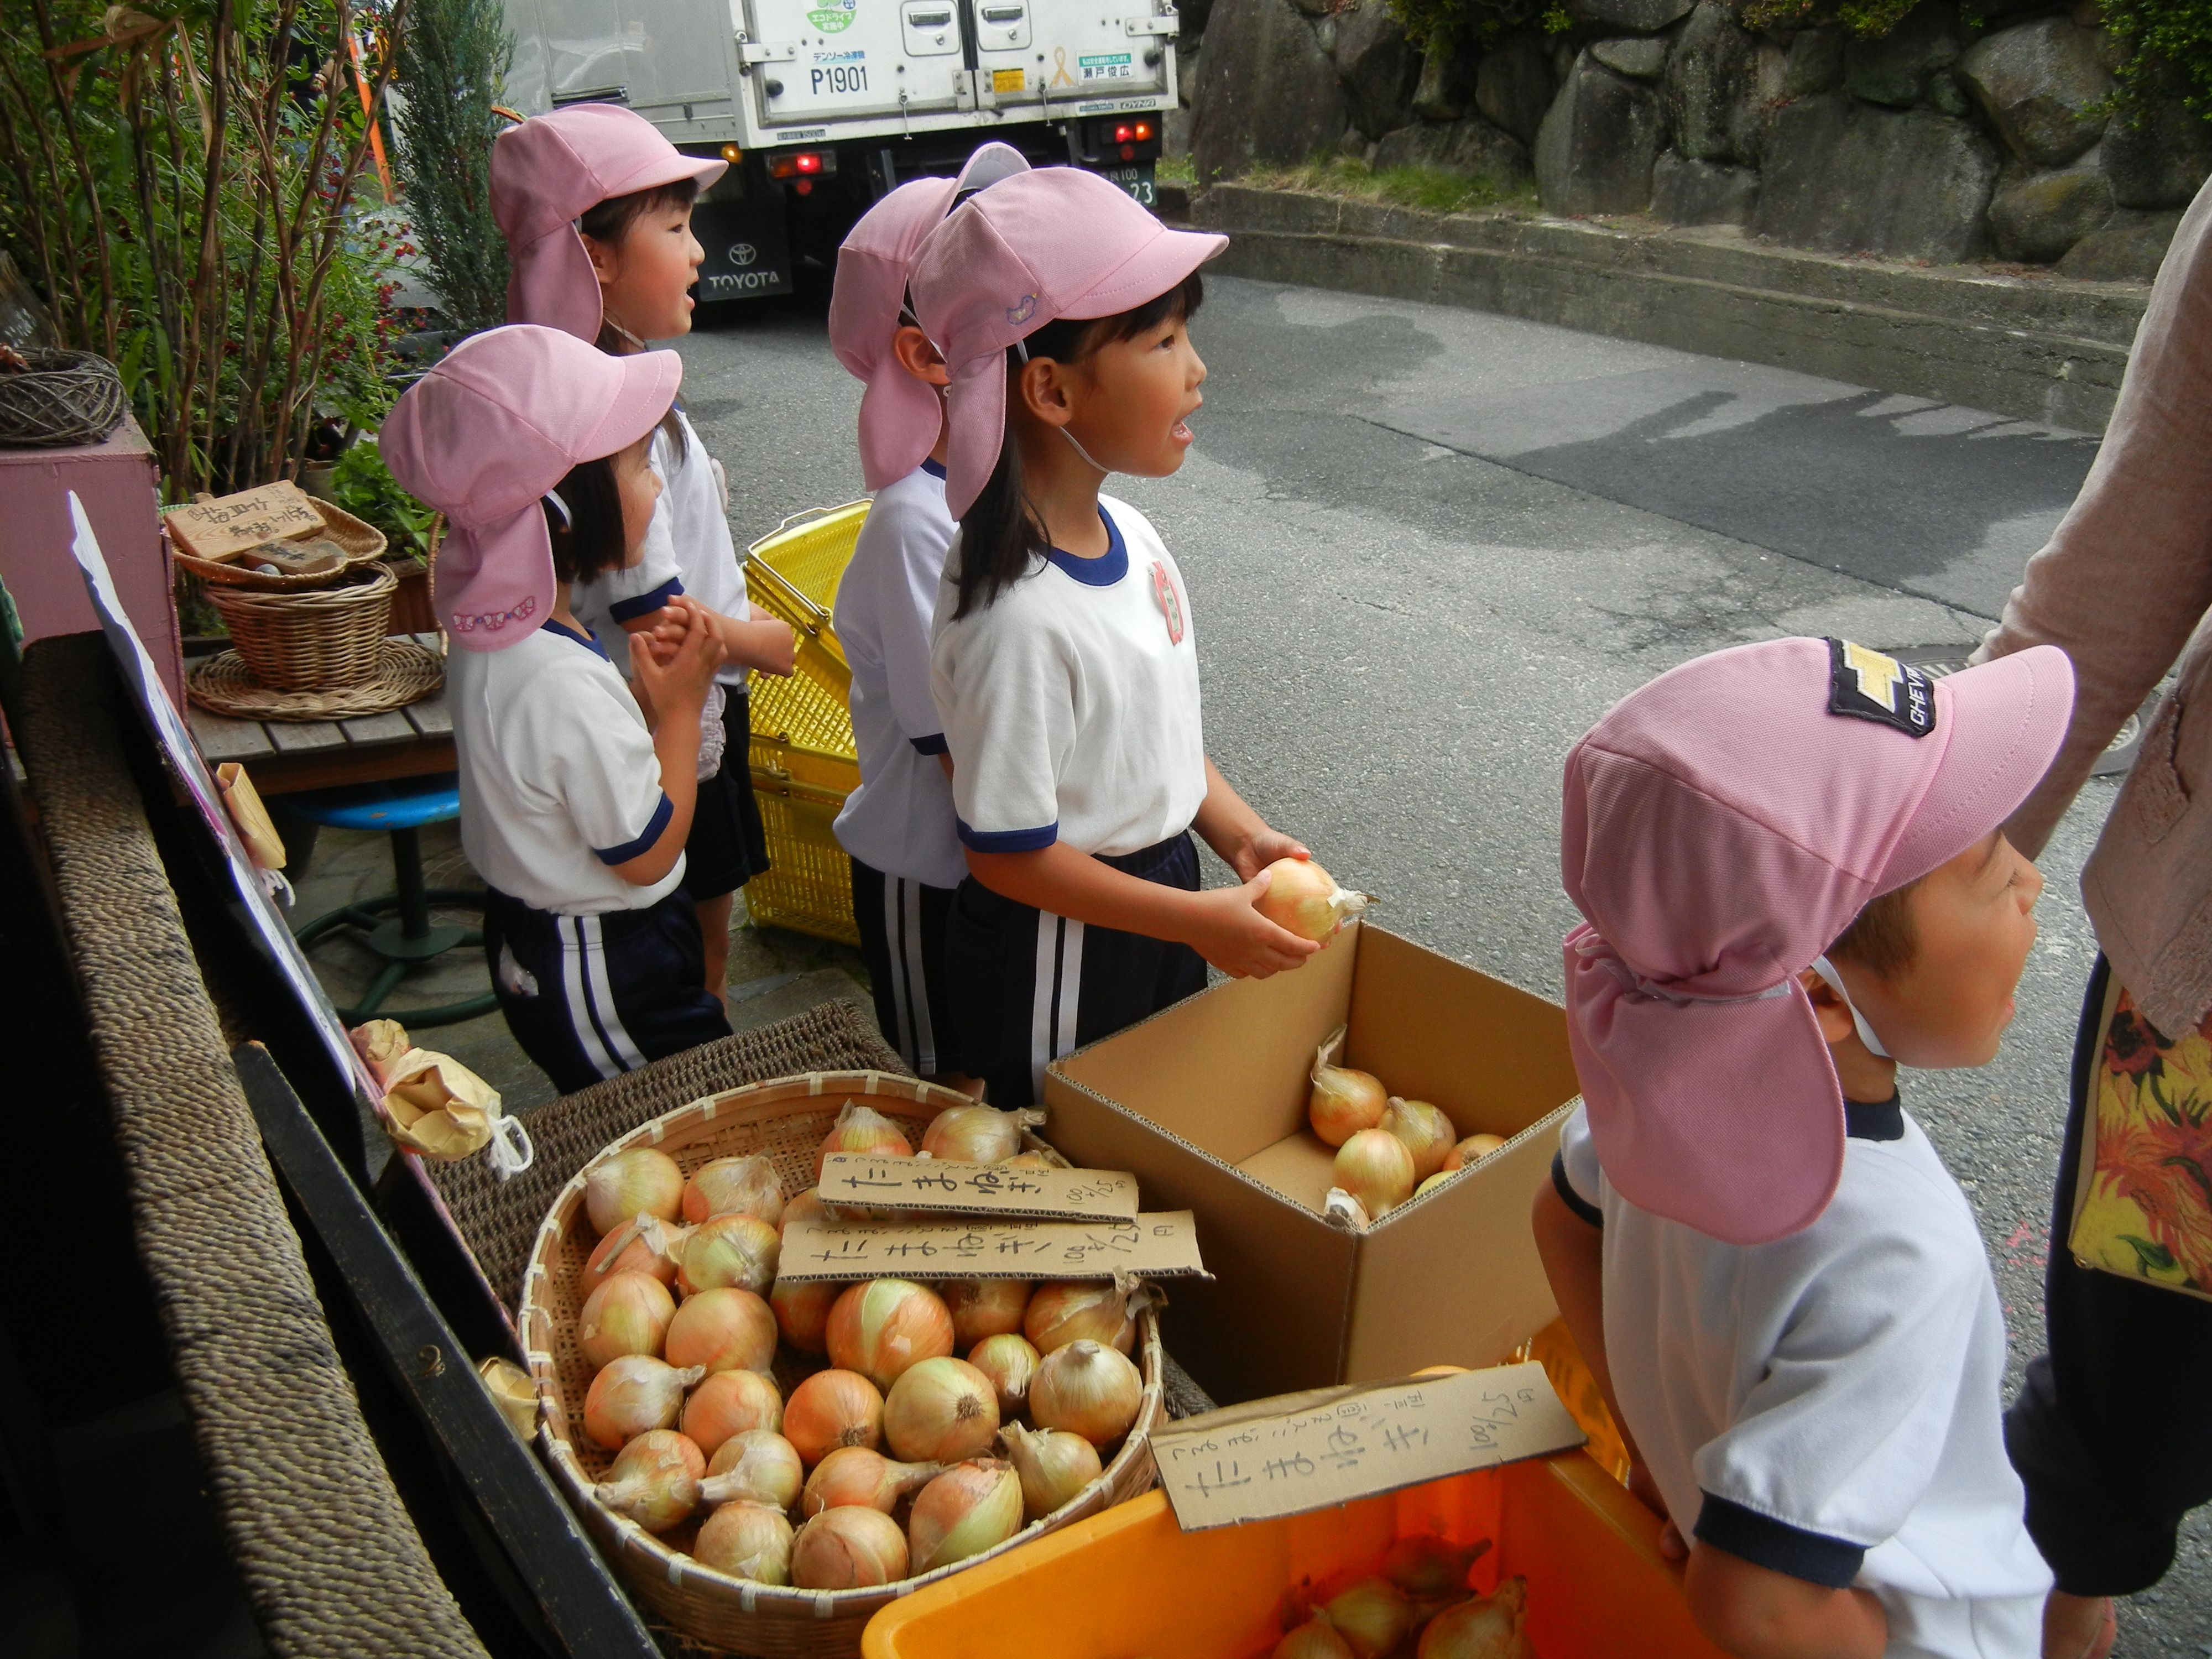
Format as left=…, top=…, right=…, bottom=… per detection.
left=0, top=348, right=126, bottom=446
left=204, top=561, right=398, bottom=691
left=522, top=1071, right=1167, bottom=1659
left=168, top=497, right=390, bottom=591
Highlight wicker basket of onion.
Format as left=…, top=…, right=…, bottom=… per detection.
left=521, top=1071, right=1167, bottom=1658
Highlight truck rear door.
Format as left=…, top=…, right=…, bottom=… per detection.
left=986, top=0, right=1174, bottom=109
left=740, top=0, right=959, bottom=131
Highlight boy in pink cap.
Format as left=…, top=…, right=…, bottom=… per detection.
left=381, top=325, right=732, bottom=1094
left=1534, top=637, right=2074, bottom=1659
left=906, top=168, right=1321, bottom=1108
left=826, top=142, right=1026, bottom=1088
left=492, top=103, right=797, bottom=1011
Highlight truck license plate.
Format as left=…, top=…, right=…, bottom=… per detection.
left=1101, top=163, right=1155, bottom=208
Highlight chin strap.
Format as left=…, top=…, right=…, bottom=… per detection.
left=602, top=312, right=649, bottom=350
left=1060, top=424, right=1110, bottom=474
left=1809, top=954, right=1891, bottom=1059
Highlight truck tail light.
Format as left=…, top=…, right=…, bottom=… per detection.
left=1134, top=121, right=1152, bottom=140
left=767, top=150, right=836, bottom=180
left=1114, top=123, right=1133, bottom=142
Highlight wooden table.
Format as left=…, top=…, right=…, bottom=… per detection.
left=185, top=633, right=455, bottom=796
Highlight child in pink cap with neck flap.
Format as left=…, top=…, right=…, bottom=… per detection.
left=907, top=168, right=1321, bottom=1109
left=826, top=142, right=1026, bottom=1089
left=1534, top=638, right=2074, bottom=1659
left=492, top=103, right=796, bottom=1013
left=381, top=324, right=732, bottom=1094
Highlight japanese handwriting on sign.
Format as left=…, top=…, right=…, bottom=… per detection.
left=813, top=1154, right=1141, bottom=1222
left=1188, top=1459, right=1253, bottom=1498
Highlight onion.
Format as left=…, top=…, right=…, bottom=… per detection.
left=702, top=1430, right=805, bottom=1511
left=679, top=1213, right=780, bottom=1297
left=1022, top=1281, right=1138, bottom=1355
left=784, top=1368, right=885, bottom=1466
left=1441, top=1133, right=1509, bottom=1172
left=583, top=1357, right=703, bottom=1449
left=828, top=1278, right=955, bottom=1389
left=585, top=1213, right=685, bottom=1285
left=1416, top=1171, right=1460, bottom=1197
left=908, top=1458, right=1024, bottom=1572
left=1417, top=1575, right=1528, bottom=1659
left=1029, top=1339, right=1142, bottom=1448
left=1276, top=1616, right=1354, bottom=1659
left=664, top=1286, right=777, bottom=1375
left=1309, top=1025, right=1387, bottom=1147
left=921, top=1105, right=1041, bottom=1165
left=1255, top=858, right=1370, bottom=943
left=800, top=1445, right=946, bottom=1516
left=1333, top=1128, right=1415, bottom=1218
left=1383, top=1098, right=1457, bottom=1181
left=578, top=1271, right=675, bottom=1371
left=694, top=1501, right=794, bottom=1585
left=790, top=1504, right=909, bottom=1589
left=771, top=1277, right=842, bottom=1354
left=968, top=1333, right=1041, bottom=1416
left=815, top=1101, right=914, bottom=1179
left=1000, top=1421, right=1101, bottom=1521
left=593, top=1429, right=705, bottom=1532
left=940, top=1278, right=1032, bottom=1347
left=682, top=1155, right=785, bottom=1227
left=586, top=1146, right=685, bottom=1236
left=999, top=1151, right=1052, bottom=1170
left=681, top=1368, right=783, bottom=1458
left=781, top=1187, right=827, bottom=1235
left=1384, top=1532, right=1493, bottom=1598
left=883, top=1357, right=1001, bottom=1463
left=1326, top=1577, right=1412, bottom=1659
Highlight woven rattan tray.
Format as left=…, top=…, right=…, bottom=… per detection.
left=186, top=637, right=442, bottom=721
left=523, top=1071, right=1167, bottom=1659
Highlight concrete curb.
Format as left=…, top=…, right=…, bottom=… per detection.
left=1175, top=184, right=2151, bottom=432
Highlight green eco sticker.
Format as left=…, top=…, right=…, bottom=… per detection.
left=808, top=0, right=856, bottom=30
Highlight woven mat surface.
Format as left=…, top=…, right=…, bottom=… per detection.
left=18, top=636, right=488, bottom=1659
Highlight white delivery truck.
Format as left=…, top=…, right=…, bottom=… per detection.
left=502, top=0, right=1181, bottom=302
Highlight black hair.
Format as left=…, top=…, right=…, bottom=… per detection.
left=577, top=177, right=698, bottom=458
left=951, top=272, right=1204, bottom=619
left=542, top=450, right=630, bottom=586
left=1829, top=876, right=1923, bottom=980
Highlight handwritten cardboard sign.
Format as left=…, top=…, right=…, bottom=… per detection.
left=165, top=482, right=325, bottom=561
left=1150, top=1361, right=1585, bottom=1531
left=778, top=1211, right=1207, bottom=1282
left=817, top=1154, right=1139, bottom=1222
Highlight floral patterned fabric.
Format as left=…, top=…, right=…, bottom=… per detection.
left=2072, top=982, right=2212, bottom=1297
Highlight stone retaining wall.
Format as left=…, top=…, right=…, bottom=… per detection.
left=1176, top=0, right=2210, bottom=281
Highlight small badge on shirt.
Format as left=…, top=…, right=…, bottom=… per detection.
left=1151, top=560, right=1185, bottom=645
left=1827, top=638, right=1936, bottom=738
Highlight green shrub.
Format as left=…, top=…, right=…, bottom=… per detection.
left=392, top=0, right=512, bottom=332
left=328, top=437, right=435, bottom=560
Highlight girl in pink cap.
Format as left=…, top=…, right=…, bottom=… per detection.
left=491, top=103, right=797, bottom=1014
left=906, top=168, right=1320, bottom=1108
left=381, top=325, right=732, bottom=1094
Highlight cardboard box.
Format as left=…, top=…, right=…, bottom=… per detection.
left=1043, top=921, right=1582, bottom=1405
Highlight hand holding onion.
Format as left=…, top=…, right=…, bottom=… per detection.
left=1253, top=857, right=1371, bottom=943
left=1184, top=870, right=1326, bottom=981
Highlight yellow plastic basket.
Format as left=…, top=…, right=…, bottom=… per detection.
left=743, top=502, right=868, bottom=942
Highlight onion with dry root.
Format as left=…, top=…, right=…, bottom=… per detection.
left=968, top=1333, right=1041, bottom=1417
left=790, top=1504, right=910, bottom=1589
left=1308, top=1025, right=1387, bottom=1147
left=593, top=1429, right=705, bottom=1532
left=1255, top=858, right=1371, bottom=943
left=681, top=1155, right=784, bottom=1227
left=663, top=1286, right=778, bottom=1376
left=1276, top=1616, right=1354, bottom=1659
left=1383, top=1098, right=1457, bottom=1182
left=583, top=1357, right=703, bottom=1449
left=1417, top=1575, right=1530, bottom=1659
left=782, top=1368, right=884, bottom=1465
left=1023, top=1280, right=1140, bottom=1355
left=1029, top=1339, right=1144, bottom=1448
left=1441, top=1134, right=1508, bottom=1172
left=703, top=1430, right=805, bottom=1511
left=585, top=1213, right=686, bottom=1285
left=908, top=1458, right=1024, bottom=1572
left=883, top=1356, right=1001, bottom=1463
left=1384, top=1531, right=1493, bottom=1599
left=770, top=1276, right=841, bottom=1354
left=577, top=1271, right=675, bottom=1371
left=815, top=1101, right=915, bottom=1179
left=586, top=1146, right=685, bottom=1236
left=679, top=1213, right=780, bottom=1297
left=1325, top=1577, right=1413, bottom=1659
left=1000, top=1421, right=1102, bottom=1521
left=1334, top=1128, right=1415, bottom=1218
left=681, top=1368, right=783, bottom=1458
left=799, top=1446, right=945, bottom=1516
left=695, top=1501, right=795, bottom=1585
left=921, top=1105, right=1043, bottom=1165
left=940, top=1277, right=1032, bottom=1348
left=828, top=1277, right=955, bottom=1389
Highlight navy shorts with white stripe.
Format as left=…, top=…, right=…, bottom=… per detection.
left=482, top=886, right=733, bottom=1095
left=943, top=831, right=1207, bottom=1109
left=851, top=857, right=964, bottom=1078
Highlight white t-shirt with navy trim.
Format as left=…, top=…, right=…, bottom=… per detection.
left=1554, top=1103, right=2049, bottom=1658
left=832, top=460, right=967, bottom=889
left=930, top=494, right=1205, bottom=858
left=447, top=619, right=684, bottom=915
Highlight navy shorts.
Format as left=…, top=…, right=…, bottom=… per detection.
left=851, top=857, right=964, bottom=1077
left=483, top=885, right=733, bottom=1096
left=685, top=692, right=771, bottom=901
left=943, top=831, right=1207, bottom=1109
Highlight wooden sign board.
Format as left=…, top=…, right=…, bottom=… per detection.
left=165, top=481, right=326, bottom=561
left=1151, top=1361, right=1585, bottom=1531
left=778, top=1211, right=1207, bottom=1282
left=817, top=1154, right=1139, bottom=1223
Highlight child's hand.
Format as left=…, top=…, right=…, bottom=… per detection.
left=1227, top=826, right=1310, bottom=883
left=731, top=612, right=797, bottom=678
left=1185, top=867, right=1323, bottom=979
left=629, top=601, right=724, bottom=719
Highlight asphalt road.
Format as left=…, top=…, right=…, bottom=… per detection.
left=677, top=273, right=2203, bottom=1653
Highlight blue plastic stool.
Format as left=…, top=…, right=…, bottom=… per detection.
left=289, top=773, right=498, bottom=1027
